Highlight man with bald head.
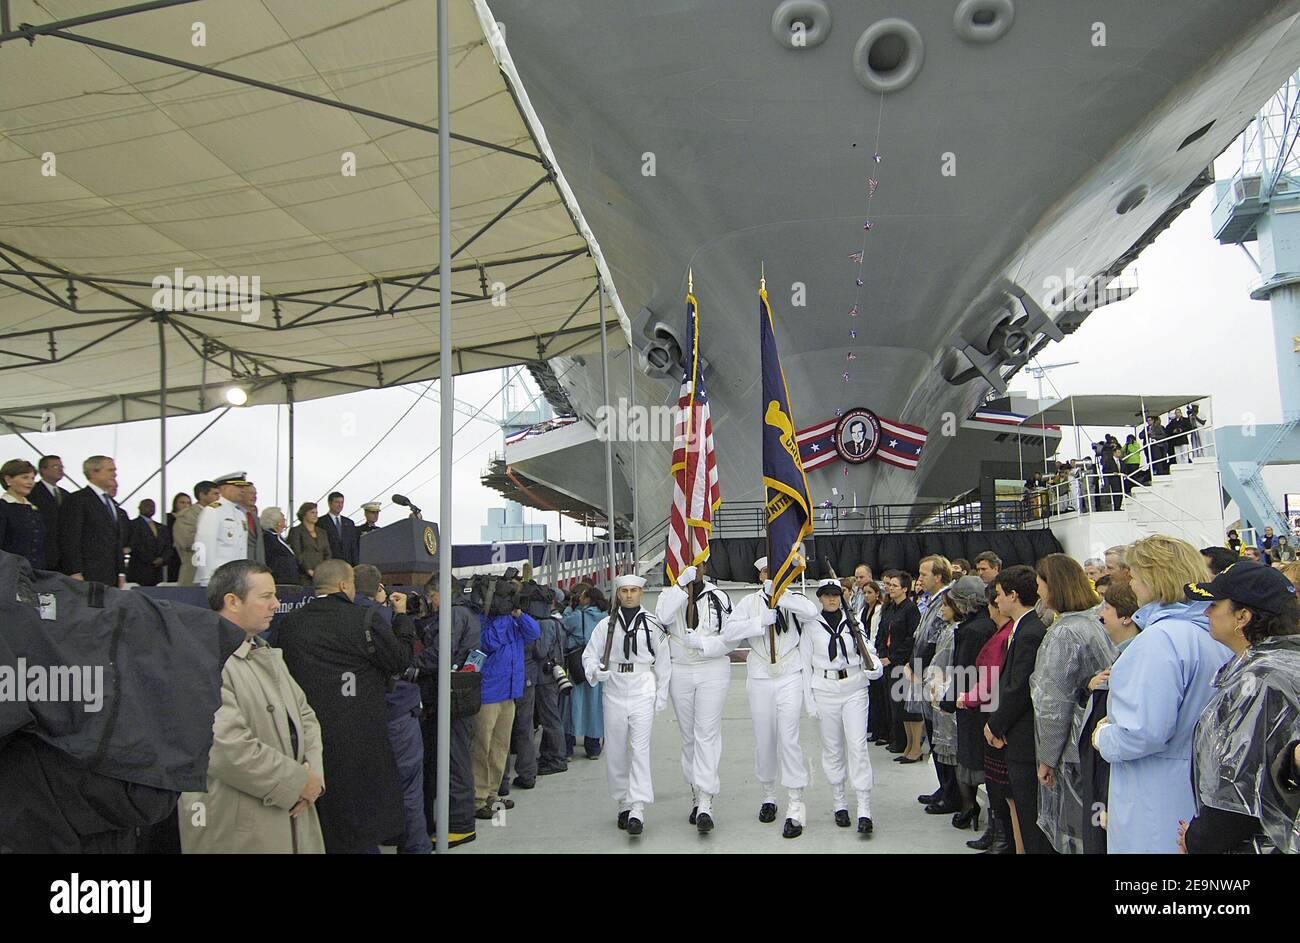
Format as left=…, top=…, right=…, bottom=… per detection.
left=278, top=558, right=416, bottom=853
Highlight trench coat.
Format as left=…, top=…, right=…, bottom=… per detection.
left=179, top=636, right=326, bottom=853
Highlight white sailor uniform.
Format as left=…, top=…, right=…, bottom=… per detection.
left=799, top=603, right=884, bottom=822
left=725, top=582, right=820, bottom=827
left=581, top=605, right=671, bottom=823
left=193, top=497, right=250, bottom=586
left=656, top=575, right=734, bottom=816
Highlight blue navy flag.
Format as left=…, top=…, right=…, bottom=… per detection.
left=759, top=286, right=813, bottom=604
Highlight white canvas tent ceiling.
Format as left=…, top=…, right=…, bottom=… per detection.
left=1023, top=394, right=1207, bottom=428
left=0, top=0, right=627, bottom=433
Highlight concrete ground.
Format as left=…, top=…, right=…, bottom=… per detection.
left=456, top=663, right=984, bottom=854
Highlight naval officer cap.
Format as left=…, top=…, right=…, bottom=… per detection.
left=613, top=574, right=647, bottom=590
left=361, top=502, right=382, bottom=512
left=214, top=471, right=250, bottom=486
left=754, top=556, right=768, bottom=573
left=816, top=578, right=845, bottom=597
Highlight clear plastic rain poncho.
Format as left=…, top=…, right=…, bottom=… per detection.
left=925, top=622, right=958, bottom=766
left=1030, top=605, right=1114, bottom=854
left=1192, top=635, right=1300, bottom=853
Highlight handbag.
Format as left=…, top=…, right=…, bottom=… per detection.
left=563, top=609, right=592, bottom=686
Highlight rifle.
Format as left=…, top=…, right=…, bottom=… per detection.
left=827, top=562, right=874, bottom=669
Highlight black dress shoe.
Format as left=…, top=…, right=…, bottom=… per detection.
left=511, top=777, right=535, bottom=789
left=782, top=819, right=803, bottom=839
left=886, top=744, right=906, bottom=754
left=758, top=802, right=777, bottom=823
left=537, top=764, right=567, bottom=776
left=917, top=792, right=940, bottom=805
left=688, top=805, right=698, bottom=825
left=967, top=823, right=995, bottom=850
left=696, top=812, right=714, bottom=834
left=626, top=817, right=644, bottom=836
left=924, top=802, right=960, bottom=815
left=617, top=810, right=630, bottom=830
left=857, top=816, right=874, bottom=835
left=834, top=810, right=851, bottom=828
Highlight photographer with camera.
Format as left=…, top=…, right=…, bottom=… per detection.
left=470, top=568, right=541, bottom=820
left=412, top=574, right=482, bottom=848
left=352, top=564, right=429, bottom=854
left=531, top=585, right=572, bottom=777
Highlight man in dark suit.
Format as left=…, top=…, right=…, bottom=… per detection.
left=59, top=455, right=127, bottom=586
left=277, top=559, right=415, bottom=853
left=321, top=491, right=360, bottom=565
left=26, top=455, right=72, bottom=570
left=984, top=564, right=1052, bottom=854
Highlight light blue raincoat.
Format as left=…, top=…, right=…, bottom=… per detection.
left=1095, top=600, right=1232, bottom=853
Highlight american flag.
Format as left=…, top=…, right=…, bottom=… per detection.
left=666, top=290, right=720, bottom=583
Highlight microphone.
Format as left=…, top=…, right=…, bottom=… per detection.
left=391, top=493, right=422, bottom=517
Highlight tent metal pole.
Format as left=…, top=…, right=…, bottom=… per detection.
left=599, top=280, right=617, bottom=586
left=435, top=0, right=453, bottom=856
left=286, top=378, right=296, bottom=513
left=158, top=314, right=167, bottom=517
left=629, top=344, right=639, bottom=567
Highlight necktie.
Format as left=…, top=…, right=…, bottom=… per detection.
left=620, top=609, right=652, bottom=660
left=824, top=610, right=849, bottom=662
left=102, top=493, right=115, bottom=520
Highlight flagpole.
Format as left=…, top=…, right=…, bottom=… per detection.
left=685, top=266, right=699, bottom=627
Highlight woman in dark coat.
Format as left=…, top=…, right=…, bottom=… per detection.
left=942, top=576, right=999, bottom=831
left=0, top=458, right=48, bottom=569
left=877, top=569, right=920, bottom=756
left=1078, top=581, right=1140, bottom=854
left=956, top=584, right=1014, bottom=853
left=125, top=499, right=168, bottom=586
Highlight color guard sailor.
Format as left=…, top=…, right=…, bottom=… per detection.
left=193, top=472, right=251, bottom=586
left=656, top=559, right=734, bottom=832
left=724, top=556, right=821, bottom=837
left=582, top=574, right=671, bottom=835
left=800, top=578, right=885, bottom=834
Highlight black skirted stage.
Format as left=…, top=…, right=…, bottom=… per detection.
left=701, top=529, right=1064, bottom=583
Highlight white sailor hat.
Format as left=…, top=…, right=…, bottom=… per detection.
left=214, top=471, right=250, bottom=486
left=613, top=574, right=647, bottom=590
left=816, top=578, right=845, bottom=597
left=754, top=556, right=768, bottom=573
left=361, top=502, right=382, bottom=512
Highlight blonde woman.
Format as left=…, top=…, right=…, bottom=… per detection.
left=1091, top=536, right=1233, bottom=853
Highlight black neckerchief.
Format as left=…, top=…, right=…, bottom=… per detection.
left=763, top=593, right=794, bottom=634
left=618, top=606, right=654, bottom=659
left=822, top=607, right=849, bottom=662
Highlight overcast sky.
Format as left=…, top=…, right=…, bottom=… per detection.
left=4, top=136, right=1297, bottom=541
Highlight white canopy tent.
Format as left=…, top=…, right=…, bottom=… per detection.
left=0, top=0, right=632, bottom=854
left=0, top=0, right=628, bottom=431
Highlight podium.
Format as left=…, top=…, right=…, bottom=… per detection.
left=358, top=518, right=440, bottom=585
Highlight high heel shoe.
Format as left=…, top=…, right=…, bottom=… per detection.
left=896, top=755, right=923, bottom=764
left=951, top=806, right=981, bottom=831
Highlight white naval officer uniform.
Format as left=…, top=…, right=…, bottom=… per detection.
left=800, top=580, right=884, bottom=823
left=725, top=566, right=820, bottom=828
left=581, top=581, right=671, bottom=827
left=656, top=567, right=734, bottom=818
left=192, top=495, right=249, bottom=586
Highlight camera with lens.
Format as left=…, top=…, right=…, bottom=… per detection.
left=546, top=660, right=574, bottom=695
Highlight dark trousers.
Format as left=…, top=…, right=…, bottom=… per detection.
left=502, top=683, right=538, bottom=787
left=535, top=677, right=567, bottom=768
left=867, top=675, right=890, bottom=739
left=387, top=712, right=432, bottom=853
left=1007, top=758, right=1055, bottom=854
left=888, top=666, right=908, bottom=748
left=422, top=711, right=476, bottom=835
